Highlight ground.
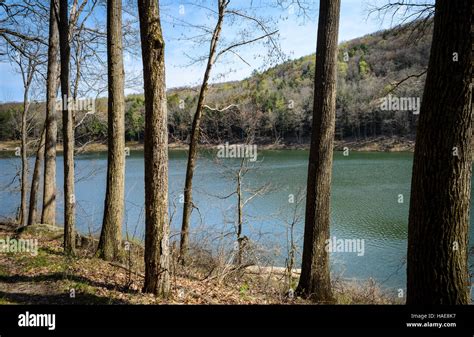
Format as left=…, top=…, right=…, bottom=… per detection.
left=0, top=223, right=399, bottom=305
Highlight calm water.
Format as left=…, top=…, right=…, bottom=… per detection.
left=0, top=150, right=473, bottom=296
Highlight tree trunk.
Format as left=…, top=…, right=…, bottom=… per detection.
left=42, top=0, right=60, bottom=226
left=138, top=0, right=170, bottom=297
left=236, top=158, right=244, bottom=265
left=19, top=84, right=30, bottom=227
left=179, top=0, right=226, bottom=265
left=296, top=0, right=340, bottom=303
left=59, top=0, right=75, bottom=255
left=28, top=126, right=46, bottom=226
left=97, top=0, right=126, bottom=262
left=406, top=0, right=472, bottom=305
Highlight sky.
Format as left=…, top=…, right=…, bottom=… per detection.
left=0, top=0, right=400, bottom=102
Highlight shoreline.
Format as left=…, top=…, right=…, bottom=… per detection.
left=0, top=136, right=415, bottom=154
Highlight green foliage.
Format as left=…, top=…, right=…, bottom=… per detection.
left=239, top=282, right=249, bottom=296
left=0, top=109, right=14, bottom=139
left=125, top=97, right=145, bottom=141
left=74, top=114, right=107, bottom=142
left=338, top=61, right=349, bottom=77
left=0, top=21, right=432, bottom=144
left=359, top=58, right=370, bottom=76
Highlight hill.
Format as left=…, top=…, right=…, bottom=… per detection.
left=0, top=21, right=432, bottom=148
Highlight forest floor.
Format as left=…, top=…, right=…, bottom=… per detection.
left=0, top=136, right=415, bottom=154
left=0, top=223, right=400, bottom=305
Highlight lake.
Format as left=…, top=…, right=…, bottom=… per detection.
left=0, top=149, right=472, bottom=297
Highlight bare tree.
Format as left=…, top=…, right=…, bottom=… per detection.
left=1, top=1, right=100, bottom=229
left=232, top=155, right=271, bottom=266
left=179, top=0, right=229, bottom=265
left=28, top=125, right=46, bottom=226
left=368, top=0, right=434, bottom=99
left=407, top=0, right=472, bottom=304
left=138, top=0, right=170, bottom=297
left=178, top=0, right=281, bottom=265
left=283, top=188, right=304, bottom=294
left=17, top=80, right=30, bottom=224
left=59, top=0, right=75, bottom=255
left=58, top=0, right=99, bottom=252
left=0, top=2, right=47, bottom=228
left=17, top=49, right=39, bottom=227
left=97, top=0, right=126, bottom=262
left=367, top=0, right=434, bottom=42
left=42, top=0, right=60, bottom=226
left=296, top=0, right=341, bottom=303
left=211, top=120, right=271, bottom=268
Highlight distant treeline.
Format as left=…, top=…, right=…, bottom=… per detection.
left=0, top=23, right=431, bottom=145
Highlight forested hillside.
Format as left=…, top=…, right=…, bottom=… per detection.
left=0, top=21, right=431, bottom=146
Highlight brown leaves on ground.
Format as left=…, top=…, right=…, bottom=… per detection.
left=0, top=224, right=397, bottom=305
left=0, top=227, right=291, bottom=304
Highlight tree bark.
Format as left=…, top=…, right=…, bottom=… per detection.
left=59, top=0, right=75, bottom=255
left=296, top=0, right=340, bottom=303
left=406, top=0, right=472, bottom=305
left=179, top=0, right=227, bottom=265
left=236, top=158, right=244, bottom=265
left=41, top=0, right=60, bottom=226
left=19, top=80, right=30, bottom=227
left=97, top=0, right=126, bottom=262
left=28, top=125, right=46, bottom=226
left=138, top=0, right=170, bottom=297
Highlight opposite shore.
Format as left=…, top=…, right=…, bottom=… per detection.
left=0, top=136, right=415, bottom=154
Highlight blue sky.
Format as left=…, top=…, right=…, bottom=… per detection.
left=0, top=0, right=399, bottom=102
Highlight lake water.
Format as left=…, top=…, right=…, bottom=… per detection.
left=0, top=150, right=473, bottom=297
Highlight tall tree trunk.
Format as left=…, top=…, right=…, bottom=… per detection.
left=19, top=84, right=30, bottom=227
left=407, top=0, right=472, bottom=305
left=179, top=0, right=226, bottom=265
left=97, top=0, right=126, bottom=262
left=138, top=0, right=170, bottom=297
left=28, top=125, right=46, bottom=226
left=59, top=0, right=75, bottom=255
left=41, top=0, right=60, bottom=226
left=296, top=0, right=340, bottom=303
left=236, top=158, right=244, bottom=265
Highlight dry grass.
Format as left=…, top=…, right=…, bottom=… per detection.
left=0, top=223, right=398, bottom=305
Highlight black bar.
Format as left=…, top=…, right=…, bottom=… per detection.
left=0, top=305, right=473, bottom=335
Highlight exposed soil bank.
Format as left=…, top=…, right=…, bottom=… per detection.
left=0, top=136, right=415, bottom=154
